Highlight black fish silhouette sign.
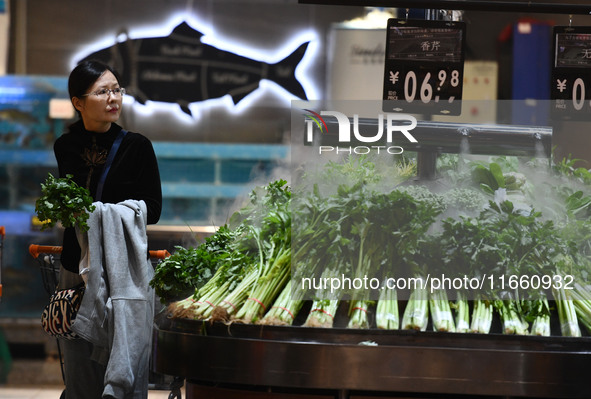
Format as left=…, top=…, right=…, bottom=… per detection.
left=79, top=22, right=309, bottom=115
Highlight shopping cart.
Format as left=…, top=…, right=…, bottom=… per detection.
left=28, top=244, right=182, bottom=399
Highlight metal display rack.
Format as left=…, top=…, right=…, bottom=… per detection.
left=153, top=315, right=591, bottom=398
left=318, top=118, right=553, bottom=178
left=149, top=119, right=588, bottom=399
left=153, top=1, right=588, bottom=397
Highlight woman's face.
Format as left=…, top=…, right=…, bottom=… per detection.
left=73, top=70, right=123, bottom=133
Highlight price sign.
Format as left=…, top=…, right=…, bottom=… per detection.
left=551, top=26, right=591, bottom=119
left=382, top=19, right=466, bottom=115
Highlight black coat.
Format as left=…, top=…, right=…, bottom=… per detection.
left=54, top=120, right=162, bottom=272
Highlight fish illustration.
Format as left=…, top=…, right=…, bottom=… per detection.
left=78, top=22, right=310, bottom=115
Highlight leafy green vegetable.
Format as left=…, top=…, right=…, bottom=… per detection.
left=166, top=179, right=292, bottom=323
left=552, top=153, right=591, bottom=184
left=162, top=153, right=591, bottom=337
left=35, top=173, right=96, bottom=232
left=150, top=225, right=237, bottom=303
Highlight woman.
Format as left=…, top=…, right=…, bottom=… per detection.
left=54, top=60, right=162, bottom=399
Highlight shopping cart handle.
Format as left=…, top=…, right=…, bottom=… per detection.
left=149, top=249, right=171, bottom=259
left=0, top=226, right=5, bottom=238
left=29, top=244, right=169, bottom=260
left=29, top=244, right=63, bottom=259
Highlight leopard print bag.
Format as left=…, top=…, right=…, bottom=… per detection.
left=41, top=283, right=85, bottom=339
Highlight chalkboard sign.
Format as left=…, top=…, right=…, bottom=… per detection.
left=551, top=26, right=591, bottom=120
left=382, top=19, right=466, bottom=115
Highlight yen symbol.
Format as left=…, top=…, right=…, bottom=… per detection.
left=556, top=79, right=567, bottom=93
left=390, top=71, right=400, bottom=84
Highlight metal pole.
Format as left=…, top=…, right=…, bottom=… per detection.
left=319, top=119, right=553, bottom=158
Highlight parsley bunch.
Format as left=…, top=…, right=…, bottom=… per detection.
left=35, top=173, right=96, bottom=232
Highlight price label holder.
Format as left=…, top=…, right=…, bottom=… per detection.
left=382, top=18, right=466, bottom=116
left=551, top=26, right=591, bottom=120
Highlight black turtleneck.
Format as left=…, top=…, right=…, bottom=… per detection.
left=54, top=120, right=162, bottom=272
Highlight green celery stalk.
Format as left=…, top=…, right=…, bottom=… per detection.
left=530, top=298, right=551, bottom=336
left=470, top=298, right=493, bottom=334
left=259, top=280, right=304, bottom=326
left=304, top=299, right=339, bottom=328
left=234, top=246, right=291, bottom=323
left=347, top=300, right=372, bottom=329
left=401, top=278, right=429, bottom=331
left=216, top=270, right=259, bottom=319
left=376, top=287, right=399, bottom=330
left=571, top=283, right=591, bottom=334
left=429, top=288, right=456, bottom=332
left=167, top=294, right=200, bottom=319
left=452, top=291, right=470, bottom=333
left=494, top=298, right=529, bottom=335
left=555, top=286, right=582, bottom=337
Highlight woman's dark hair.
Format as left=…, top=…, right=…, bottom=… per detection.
left=68, top=60, right=121, bottom=116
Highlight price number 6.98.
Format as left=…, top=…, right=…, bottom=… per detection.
left=403, top=69, right=460, bottom=103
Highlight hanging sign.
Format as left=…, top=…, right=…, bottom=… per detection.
left=76, top=21, right=311, bottom=117
left=382, top=19, right=466, bottom=116
left=551, top=26, right=591, bottom=120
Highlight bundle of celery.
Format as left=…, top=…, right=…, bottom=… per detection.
left=160, top=153, right=591, bottom=338
left=430, top=288, right=456, bottom=332
left=376, top=286, right=399, bottom=330
left=166, top=180, right=291, bottom=323
left=258, top=281, right=304, bottom=326
left=401, top=278, right=429, bottom=331
left=304, top=299, right=340, bottom=328
left=303, top=268, right=343, bottom=328
left=452, top=291, right=470, bottom=333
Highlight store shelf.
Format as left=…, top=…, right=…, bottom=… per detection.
left=153, top=315, right=591, bottom=398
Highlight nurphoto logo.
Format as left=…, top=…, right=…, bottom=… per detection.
left=303, top=109, right=418, bottom=155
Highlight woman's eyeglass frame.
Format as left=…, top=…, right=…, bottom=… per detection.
left=81, top=88, right=126, bottom=98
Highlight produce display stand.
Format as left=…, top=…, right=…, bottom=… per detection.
left=152, top=2, right=590, bottom=397
left=150, top=119, right=591, bottom=399
left=153, top=313, right=591, bottom=399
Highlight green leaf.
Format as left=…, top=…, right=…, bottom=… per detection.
left=489, top=162, right=506, bottom=189
left=35, top=173, right=95, bottom=232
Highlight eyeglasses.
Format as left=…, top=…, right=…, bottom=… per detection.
left=82, top=87, right=126, bottom=98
